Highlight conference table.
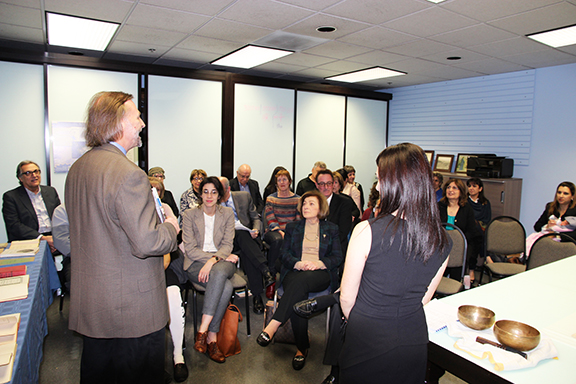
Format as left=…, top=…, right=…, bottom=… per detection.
left=0, top=241, right=59, bottom=384
left=427, top=255, right=576, bottom=384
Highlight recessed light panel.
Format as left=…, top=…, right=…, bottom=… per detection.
left=326, top=67, right=406, bottom=83
left=211, top=45, right=293, bottom=69
left=426, top=0, right=447, bottom=3
left=527, top=24, right=576, bottom=48
left=47, top=12, right=118, bottom=51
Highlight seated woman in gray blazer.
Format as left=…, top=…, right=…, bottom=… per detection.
left=182, top=176, right=237, bottom=364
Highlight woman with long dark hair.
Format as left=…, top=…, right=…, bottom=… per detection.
left=534, top=181, right=576, bottom=232
left=339, top=143, right=451, bottom=383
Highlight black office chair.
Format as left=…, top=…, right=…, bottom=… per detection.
left=435, top=223, right=468, bottom=297
left=526, top=232, right=576, bottom=270
left=479, top=216, right=526, bottom=283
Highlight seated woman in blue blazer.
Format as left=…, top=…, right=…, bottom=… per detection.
left=257, top=190, right=343, bottom=370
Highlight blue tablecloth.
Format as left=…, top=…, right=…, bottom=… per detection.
left=0, top=241, right=59, bottom=384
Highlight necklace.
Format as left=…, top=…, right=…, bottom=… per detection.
left=305, top=222, right=319, bottom=241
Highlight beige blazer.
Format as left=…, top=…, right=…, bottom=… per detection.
left=182, top=205, right=235, bottom=271
left=65, top=144, right=178, bottom=338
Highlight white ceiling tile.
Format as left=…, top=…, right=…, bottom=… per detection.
left=107, top=40, right=171, bottom=56
left=252, top=61, right=307, bottom=73
left=470, top=37, right=547, bottom=57
left=557, top=44, right=576, bottom=55
left=0, top=23, right=44, bottom=43
left=488, top=2, right=576, bottom=35
left=126, top=4, right=210, bottom=33
left=0, top=3, right=42, bottom=28
left=376, top=74, right=446, bottom=89
left=275, top=52, right=335, bottom=67
left=218, top=0, right=314, bottom=29
left=421, top=48, right=490, bottom=65
left=386, top=38, right=455, bottom=58
left=337, top=26, right=417, bottom=49
left=294, top=67, right=342, bottom=78
left=440, top=0, right=562, bottom=23
left=429, top=24, right=516, bottom=48
left=0, top=0, right=40, bottom=7
left=161, top=47, right=223, bottom=62
left=503, top=49, right=576, bottom=68
left=315, top=60, right=371, bottom=73
left=323, top=0, right=432, bottom=25
left=451, top=58, right=529, bottom=75
left=414, top=65, right=483, bottom=80
left=384, top=57, right=445, bottom=73
left=302, top=41, right=372, bottom=59
left=115, top=25, right=188, bottom=46
left=275, top=0, right=342, bottom=11
left=194, top=18, right=272, bottom=44
left=140, top=0, right=236, bottom=16
left=176, top=35, right=241, bottom=54
left=283, top=14, right=369, bottom=39
left=383, top=7, right=478, bottom=38
left=346, top=50, right=407, bottom=66
left=45, top=0, right=134, bottom=23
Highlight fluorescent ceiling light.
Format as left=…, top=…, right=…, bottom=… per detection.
left=211, top=45, right=293, bottom=69
left=527, top=24, right=576, bottom=48
left=47, top=12, right=119, bottom=51
left=426, top=0, right=447, bottom=3
left=326, top=67, right=406, bottom=83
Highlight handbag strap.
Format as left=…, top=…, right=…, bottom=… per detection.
left=228, top=303, right=243, bottom=322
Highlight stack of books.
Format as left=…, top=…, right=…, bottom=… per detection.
left=0, top=266, right=29, bottom=303
left=0, top=313, right=20, bottom=383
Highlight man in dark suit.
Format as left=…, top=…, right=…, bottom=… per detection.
left=296, top=161, right=326, bottom=196
left=2, top=160, right=61, bottom=252
left=219, top=177, right=274, bottom=314
left=315, top=169, right=354, bottom=255
left=230, top=164, right=264, bottom=213
left=66, top=91, right=179, bottom=384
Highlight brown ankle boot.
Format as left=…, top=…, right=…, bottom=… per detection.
left=194, top=332, right=208, bottom=354
left=207, top=341, right=225, bottom=363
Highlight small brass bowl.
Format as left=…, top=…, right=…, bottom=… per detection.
left=458, top=305, right=496, bottom=330
left=494, top=320, right=540, bottom=351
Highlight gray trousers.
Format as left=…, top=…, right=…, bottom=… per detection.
left=186, top=260, right=236, bottom=333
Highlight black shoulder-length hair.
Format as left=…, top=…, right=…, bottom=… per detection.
left=376, top=143, right=450, bottom=262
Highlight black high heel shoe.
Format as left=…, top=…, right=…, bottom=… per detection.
left=257, top=331, right=273, bottom=347
left=292, top=349, right=308, bottom=370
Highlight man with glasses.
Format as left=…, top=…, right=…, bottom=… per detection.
left=230, top=164, right=264, bottom=214
left=2, top=160, right=61, bottom=252
left=315, top=169, right=354, bottom=255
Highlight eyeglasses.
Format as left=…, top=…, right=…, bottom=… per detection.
left=193, top=177, right=204, bottom=182
left=152, top=174, right=165, bottom=179
left=202, top=190, right=219, bottom=195
left=20, top=169, right=41, bottom=177
left=317, top=182, right=333, bottom=187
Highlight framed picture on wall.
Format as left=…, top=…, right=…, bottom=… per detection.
left=433, top=154, right=454, bottom=172
left=455, top=153, right=476, bottom=174
left=424, top=150, right=435, bottom=167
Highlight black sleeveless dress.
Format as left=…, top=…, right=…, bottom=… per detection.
left=339, top=215, right=450, bottom=384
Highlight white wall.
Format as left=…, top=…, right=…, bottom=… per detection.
left=388, top=63, right=576, bottom=232
left=0, top=62, right=45, bottom=244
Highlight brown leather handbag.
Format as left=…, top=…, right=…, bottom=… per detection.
left=217, top=303, right=242, bottom=357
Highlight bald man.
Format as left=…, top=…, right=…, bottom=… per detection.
left=230, top=164, right=264, bottom=213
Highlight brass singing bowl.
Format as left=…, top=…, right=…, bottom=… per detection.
left=458, top=305, right=496, bottom=330
left=494, top=320, right=541, bottom=351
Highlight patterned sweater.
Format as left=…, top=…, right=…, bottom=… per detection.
left=265, top=192, right=300, bottom=232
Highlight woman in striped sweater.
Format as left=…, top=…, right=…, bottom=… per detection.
left=263, top=169, right=300, bottom=276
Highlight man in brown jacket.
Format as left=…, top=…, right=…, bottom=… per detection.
left=66, top=91, right=179, bottom=384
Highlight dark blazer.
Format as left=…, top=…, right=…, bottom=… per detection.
left=280, top=219, right=343, bottom=292
left=2, top=185, right=61, bottom=241
left=327, top=193, right=354, bottom=254
left=534, top=203, right=576, bottom=232
left=438, top=201, right=482, bottom=244
left=230, top=178, right=264, bottom=214
left=162, top=190, right=179, bottom=219
left=66, top=143, right=178, bottom=339
left=230, top=191, right=263, bottom=232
